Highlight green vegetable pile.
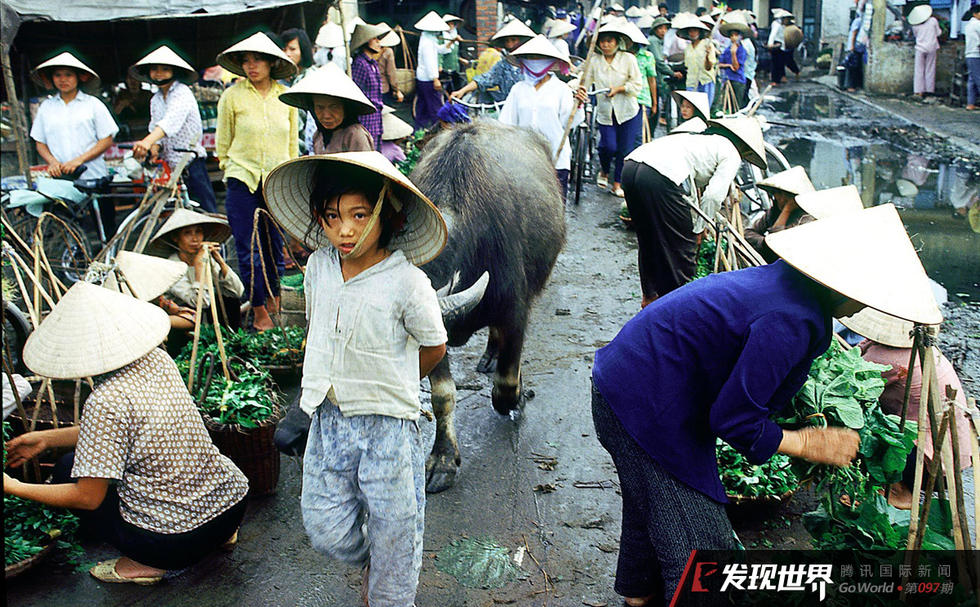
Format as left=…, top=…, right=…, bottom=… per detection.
left=693, top=238, right=729, bottom=280
left=396, top=129, right=426, bottom=177
left=716, top=440, right=798, bottom=499
left=280, top=272, right=304, bottom=292
left=179, top=324, right=305, bottom=367
left=3, top=421, right=82, bottom=567
left=175, top=356, right=281, bottom=429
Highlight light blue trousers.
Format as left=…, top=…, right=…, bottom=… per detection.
left=301, top=402, right=425, bottom=607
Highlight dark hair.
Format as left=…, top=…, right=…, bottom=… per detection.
left=658, top=2, right=668, bottom=9
left=279, top=28, right=314, bottom=68
left=313, top=97, right=361, bottom=145
left=307, top=164, right=404, bottom=249
left=695, top=7, right=707, bottom=16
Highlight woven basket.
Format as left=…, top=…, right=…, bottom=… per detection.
left=396, top=28, right=416, bottom=97
left=5, top=543, right=53, bottom=579
left=206, top=404, right=284, bottom=496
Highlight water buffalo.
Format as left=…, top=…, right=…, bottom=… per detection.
left=411, top=120, right=566, bottom=493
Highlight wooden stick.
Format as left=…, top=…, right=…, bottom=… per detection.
left=969, top=398, right=980, bottom=551
left=186, top=266, right=208, bottom=391
left=555, top=27, right=599, bottom=164
left=945, top=386, right=972, bottom=552
left=905, top=330, right=934, bottom=553
left=898, top=331, right=920, bottom=432
left=910, top=407, right=951, bottom=552
left=204, top=257, right=230, bottom=381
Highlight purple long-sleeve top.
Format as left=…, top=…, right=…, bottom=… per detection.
left=720, top=42, right=747, bottom=83
left=351, top=52, right=384, bottom=149
left=592, top=261, right=833, bottom=503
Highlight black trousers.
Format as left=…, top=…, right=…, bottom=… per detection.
left=592, top=383, right=735, bottom=604
left=621, top=160, right=698, bottom=300
left=55, top=452, right=247, bottom=570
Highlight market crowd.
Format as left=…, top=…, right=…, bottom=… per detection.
left=3, top=3, right=976, bottom=607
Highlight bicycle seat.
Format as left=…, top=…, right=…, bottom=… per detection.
left=73, top=176, right=112, bottom=194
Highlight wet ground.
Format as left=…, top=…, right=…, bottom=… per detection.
left=7, top=80, right=980, bottom=606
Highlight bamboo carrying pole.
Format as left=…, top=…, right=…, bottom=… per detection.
left=555, top=26, right=600, bottom=164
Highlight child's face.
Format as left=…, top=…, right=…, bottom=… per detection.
left=680, top=99, right=695, bottom=119
left=175, top=225, right=205, bottom=255
left=318, top=192, right=383, bottom=258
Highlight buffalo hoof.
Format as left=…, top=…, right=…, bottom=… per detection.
left=491, top=383, right=523, bottom=415
left=476, top=351, right=498, bottom=374
left=425, top=452, right=460, bottom=493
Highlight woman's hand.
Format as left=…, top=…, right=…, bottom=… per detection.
left=433, top=78, right=443, bottom=92
left=45, top=162, right=65, bottom=178
left=395, top=90, right=404, bottom=103
left=606, top=85, right=624, bottom=98
left=574, top=87, right=588, bottom=104
left=5, top=432, right=47, bottom=468
left=61, top=158, right=83, bottom=177
left=133, top=138, right=153, bottom=161
left=779, top=427, right=860, bottom=467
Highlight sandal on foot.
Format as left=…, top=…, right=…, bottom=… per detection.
left=613, top=187, right=625, bottom=198
left=90, top=559, right=164, bottom=585
left=221, top=529, right=239, bottom=551
left=597, top=174, right=609, bottom=188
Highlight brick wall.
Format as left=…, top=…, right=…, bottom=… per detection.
left=476, top=0, right=498, bottom=42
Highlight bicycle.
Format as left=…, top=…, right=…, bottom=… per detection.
left=568, top=87, right=609, bottom=206
left=445, top=96, right=506, bottom=118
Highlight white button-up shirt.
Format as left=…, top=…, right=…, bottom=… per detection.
left=583, top=51, right=643, bottom=125
left=626, top=133, right=742, bottom=232
left=301, top=248, right=447, bottom=420
left=499, top=76, right=583, bottom=170
left=30, top=91, right=119, bottom=179
left=416, top=32, right=450, bottom=82
left=150, top=81, right=207, bottom=167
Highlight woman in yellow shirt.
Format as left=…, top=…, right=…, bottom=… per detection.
left=681, top=18, right=717, bottom=108
left=215, top=33, right=298, bottom=331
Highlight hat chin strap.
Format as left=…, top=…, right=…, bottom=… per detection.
left=340, top=181, right=402, bottom=260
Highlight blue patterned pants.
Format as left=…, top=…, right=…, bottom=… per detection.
left=301, top=402, right=425, bottom=607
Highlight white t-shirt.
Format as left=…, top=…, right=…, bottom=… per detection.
left=301, top=248, right=447, bottom=420
left=30, top=91, right=119, bottom=179
left=499, top=76, right=583, bottom=170
left=964, top=17, right=980, bottom=59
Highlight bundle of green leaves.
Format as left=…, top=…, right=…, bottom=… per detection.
left=174, top=357, right=280, bottom=429
left=396, top=129, right=426, bottom=177
left=716, top=440, right=798, bottom=499
left=179, top=324, right=305, bottom=367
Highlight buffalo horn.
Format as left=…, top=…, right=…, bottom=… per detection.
left=438, top=271, right=489, bottom=324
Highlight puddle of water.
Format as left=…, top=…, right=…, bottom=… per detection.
left=763, top=92, right=848, bottom=121
left=780, top=137, right=980, bottom=301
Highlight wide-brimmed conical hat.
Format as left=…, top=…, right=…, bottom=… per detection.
left=757, top=166, right=814, bottom=197
left=350, top=22, right=392, bottom=53
left=637, top=15, right=655, bottom=29
left=416, top=11, right=450, bottom=32
left=382, top=112, right=414, bottom=141
left=672, top=13, right=711, bottom=40
left=490, top=19, right=536, bottom=46
left=344, top=16, right=366, bottom=41
left=509, top=35, right=572, bottom=69
left=22, top=282, right=170, bottom=379
left=783, top=24, right=804, bottom=49
left=609, top=3, right=626, bottom=11
left=130, top=45, right=197, bottom=84
left=626, top=6, right=644, bottom=18
left=596, top=19, right=633, bottom=46
left=278, top=63, right=376, bottom=116
left=707, top=117, right=767, bottom=169
left=31, top=52, right=101, bottom=91
left=908, top=5, right=933, bottom=26
left=547, top=20, right=577, bottom=38
left=264, top=152, right=448, bottom=266
left=671, top=117, right=708, bottom=134
left=147, top=208, right=232, bottom=256
left=623, top=22, right=650, bottom=46
left=699, top=15, right=716, bottom=28
left=380, top=24, right=401, bottom=47
left=316, top=22, right=344, bottom=48
left=443, top=14, right=464, bottom=24
left=217, top=32, right=298, bottom=80
left=671, top=90, right=711, bottom=122
left=794, top=185, right=864, bottom=220
left=719, top=11, right=752, bottom=35
left=772, top=8, right=793, bottom=19
left=766, top=204, right=942, bottom=325
left=102, top=251, right=188, bottom=301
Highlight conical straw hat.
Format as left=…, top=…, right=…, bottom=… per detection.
left=130, top=45, right=197, bottom=84
left=382, top=112, right=415, bottom=141
left=650, top=16, right=671, bottom=30
left=23, top=281, right=170, bottom=379
left=707, top=116, right=767, bottom=169
left=102, top=251, right=188, bottom=301
left=766, top=204, right=943, bottom=325
left=672, top=13, right=711, bottom=40
left=263, top=152, right=448, bottom=266
left=700, top=15, right=716, bottom=28
left=839, top=278, right=944, bottom=347
left=547, top=20, right=577, bottom=38
left=671, top=117, right=708, bottom=134
left=416, top=11, right=450, bottom=32
left=794, top=185, right=863, bottom=220
left=381, top=104, right=396, bottom=115
left=490, top=19, right=536, bottom=46
left=350, top=22, right=392, bottom=53
left=637, top=15, right=655, bottom=29
left=609, top=3, right=625, bottom=11
left=509, top=35, right=572, bottom=68
left=443, top=14, right=464, bottom=23
left=278, top=62, right=376, bottom=115
left=719, top=11, right=752, bottom=35
left=756, top=166, right=814, bottom=197
left=626, top=6, right=644, bottom=18
left=217, top=32, right=298, bottom=80
left=147, top=208, right=232, bottom=256
left=316, top=22, right=344, bottom=48
left=772, top=8, right=793, bottom=19
left=671, top=90, right=711, bottom=121
left=623, top=22, right=650, bottom=46
left=380, top=25, right=401, bottom=47
left=908, top=5, right=933, bottom=26
left=31, top=52, right=101, bottom=91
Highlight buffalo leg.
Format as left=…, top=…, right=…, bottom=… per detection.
left=426, top=354, right=460, bottom=493
left=476, top=327, right=500, bottom=374
left=491, top=324, right=526, bottom=415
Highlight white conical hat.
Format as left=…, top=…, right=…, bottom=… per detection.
left=707, top=117, right=767, bottom=169
left=609, top=3, right=625, bottom=11
left=908, top=5, right=933, bottom=26
left=264, top=152, right=448, bottom=266
left=772, top=8, right=793, bottom=19
left=217, top=32, right=298, bottom=80
left=509, top=34, right=572, bottom=68
left=672, top=12, right=711, bottom=40
left=23, top=282, right=170, bottom=379
left=443, top=14, right=464, bottom=23
left=147, top=208, right=232, bottom=256
left=671, top=90, right=711, bottom=122
left=278, top=62, right=376, bottom=116
left=671, top=117, right=708, bottom=134
left=757, top=166, right=814, bottom=197
left=416, top=11, right=450, bottom=32
left=31, top=52, right=101, bottom=91
left=700, top=14, right=716, bottom=28
left=490, top=19, right=536, bottom=46
left=547, top=20, right=577, bottom=38
left=766, top=204, right=943, bottom=325
left=637, top=14, right=655, bottom=29
left=350, top=22, right=392, bottom=53
left=316, top=22, right=344, bottom=48
left=793, top=185, right=864, bottom=220
left=626, top=6, right=644, bottom=18
left=719, top=10, right=752, bottom=35
left=130, top=45, right=197, bottom=84
left=344, top=16, right=366, bottom=41
left=380, top=24, right=401, bottom=47
left=102, top=251, right=188, bottom=301
left=623, top=22, right=650, bottom=46
left=382, top=112, right=414, bottom=141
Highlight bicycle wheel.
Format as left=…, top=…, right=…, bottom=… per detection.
left=9, top=213, right=92, bottom=285
left=2, top=300, right=31, bottom=375
left=571, top=125, right=587, bottom=206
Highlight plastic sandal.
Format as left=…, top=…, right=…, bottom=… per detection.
left=596, top=174, right=609, bottom=188
left=89, top=558, right=164, bottom=585
left=613, top=188, right=625, bottom=198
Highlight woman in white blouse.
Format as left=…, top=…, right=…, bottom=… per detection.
left=581, top=22, right=643, bottom=198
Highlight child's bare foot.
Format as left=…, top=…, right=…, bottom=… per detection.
left=253, top=305, right=274, bottom=332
